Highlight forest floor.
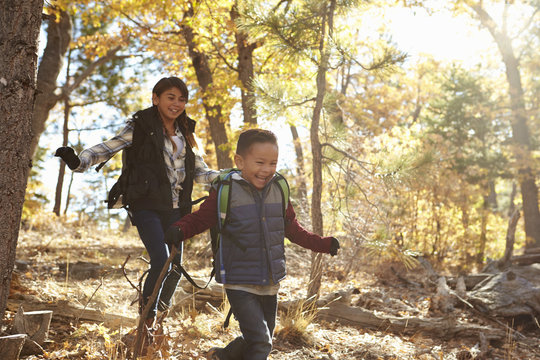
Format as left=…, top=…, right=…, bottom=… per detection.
left=3, top=216, right=540, bottom=360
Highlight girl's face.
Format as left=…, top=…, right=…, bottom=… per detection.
left=152, top=87, right=187, bottom=122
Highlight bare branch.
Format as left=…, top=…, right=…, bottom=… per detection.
left=121, top=255, right=140, bottom=292
left=322, top=154, right=379, bottom=212
left=62, top=46, right=123, bottom=97
left=75, top=277, right=103, bottom=326
left=208, top=37, right=238, bottom=72
left=321, top=142, right=373, bottom=171
left=334, top=42, right=407, bottom=71
left=512, top=8, right=539, bottom=41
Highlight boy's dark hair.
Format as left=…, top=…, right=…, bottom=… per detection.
left=236, top=129, right=278, bottom=156
left=152, top=77, right=189, bottom=102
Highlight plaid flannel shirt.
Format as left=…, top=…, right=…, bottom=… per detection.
left=76, top=119, right=219, bottom=206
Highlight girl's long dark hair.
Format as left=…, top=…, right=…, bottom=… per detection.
left=152, top=77, right=197, bottom=148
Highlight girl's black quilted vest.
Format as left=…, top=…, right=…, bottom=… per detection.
left=124, top=106, right=195, bottom=215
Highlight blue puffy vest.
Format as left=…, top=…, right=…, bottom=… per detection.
left=215, top=173, right=287, bottom=285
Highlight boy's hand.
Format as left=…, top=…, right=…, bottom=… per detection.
left=54, top=146, right=81, bottom=170
left=330, top=237, right=340, bottom=256
left=164, top=226, right=184, bottom=247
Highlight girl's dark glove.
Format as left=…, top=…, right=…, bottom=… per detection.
left=330, top=237, right=340, bottom=256
left=54, top=146, right=81, bottom=170
left=164, top=226, right=184, bottom=247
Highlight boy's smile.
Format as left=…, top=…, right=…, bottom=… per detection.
left=235, top=142, right=279, bottom=190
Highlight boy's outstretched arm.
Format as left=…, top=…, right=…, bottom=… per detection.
left=164, top=190, right=218, bottom=247
left=285, top=201, right=339, bottom=256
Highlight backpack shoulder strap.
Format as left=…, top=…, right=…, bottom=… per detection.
left=274, top=172, right=290, bottom=217
left=213, top=168, right=238, bottom=229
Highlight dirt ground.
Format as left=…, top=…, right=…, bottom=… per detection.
left=3, top=218, right=540, bottom=359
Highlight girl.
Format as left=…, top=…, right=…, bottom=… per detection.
left=55, top=77, right=219, bottom=329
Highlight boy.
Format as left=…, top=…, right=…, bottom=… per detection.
left=164, top=129, right=340, bottom=360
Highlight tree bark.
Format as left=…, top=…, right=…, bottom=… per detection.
left=476, top=195, right=489, bottom=265
left=181, top=4, right=233, bottom=169
left=0, top=334, right=26, bottom=360
left=290, top=125, right=307, bottom=202
left=0, top=0, right=44, bottom=323
left=30, top=9, right=72, bottom=158
left=12, top=307, right=52, bottom=345
left=307, top=0, right=335, bottom=299
left=470, top=2, right=540, bottom=247
left=0, top=0, right=44, bottom=324
left=53, top=97, right=70, bottom=216
left=497, top=208, right=520, bottom=269
left=231, top=2, right=258, bottom=125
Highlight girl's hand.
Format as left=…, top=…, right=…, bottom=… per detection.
left=55, top=147, right=81, bottom=170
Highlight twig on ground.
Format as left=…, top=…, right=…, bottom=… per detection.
left=132, top=246, right=178, bottom=359
left=76, top=277, right=103, bottom=326
left=121, top=255, right=140, bottom=292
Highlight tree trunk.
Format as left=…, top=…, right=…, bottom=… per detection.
left=487, top=180, right=497, bottom=209
left=181, top=4, right=233, bottom=169
left=53, top=97, right=70, bottom=216
left=307, top=0, right=335, bottom=299
left=290, top=125, right=307, bottom=202
left=497, top=208, right=520, bottom=269
left=471, top=3, right=540, bottom=247
left=0, top=0, right=44, bottom=323
left=63, top=171, right=74, bottom=215
left=231, top=2, right=258, bottom=125
left=508, top=181, right=517, bottom=217
left=30, top=10, right=72, bottom=158
left=476, top=195, right=489, bottom=265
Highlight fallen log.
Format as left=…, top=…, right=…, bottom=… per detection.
left=316, top=301, right=507, bottom=341
left=0, top=334, right=26, bottom=360
left=173, top=276, right=226, bottom=309
left=57, top=261, right=105, bottom=280
left=511, top=254, right=540, bottom=266
left=431, top=277, right=455, bottom=313
left=7, top=295, right=136, bottom=328
left=447, top=274, right=492, bottom=290
left=11, top=305, right=51, bottom=356
left=178, top=278, right=509, bottom=341
left=12, top=305, right=52, bottom=345
left=523, top=247, right=540, bottom=255
left=468, top=265, right=540, bottom=318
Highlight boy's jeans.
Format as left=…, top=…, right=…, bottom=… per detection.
left=221, top=289, right=277, bottom=360
left=132, top=209, right=183, bottom=319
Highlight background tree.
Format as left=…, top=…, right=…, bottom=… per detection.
left=0, top=0, right=44, bottom=323
left=422, top=65, right=510, bottom=264
left=465, top=0, right=540, bottom=247
left=31, top=0, right=129, bottom=162
left=31, top=8, right=72, bottom=159
left=103, top=0, right=243, bottom=169
left=50, top=2, right=147, bottom=216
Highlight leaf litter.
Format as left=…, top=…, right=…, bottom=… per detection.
left=5, top=219, right=539, bottom=359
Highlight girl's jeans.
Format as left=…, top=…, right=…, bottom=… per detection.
left=221, top=289, right=277, bottom=360
left=132, top=208, right=183, bottom=319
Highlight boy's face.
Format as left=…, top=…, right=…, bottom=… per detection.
left=235, top=142, right=279, bottom=190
